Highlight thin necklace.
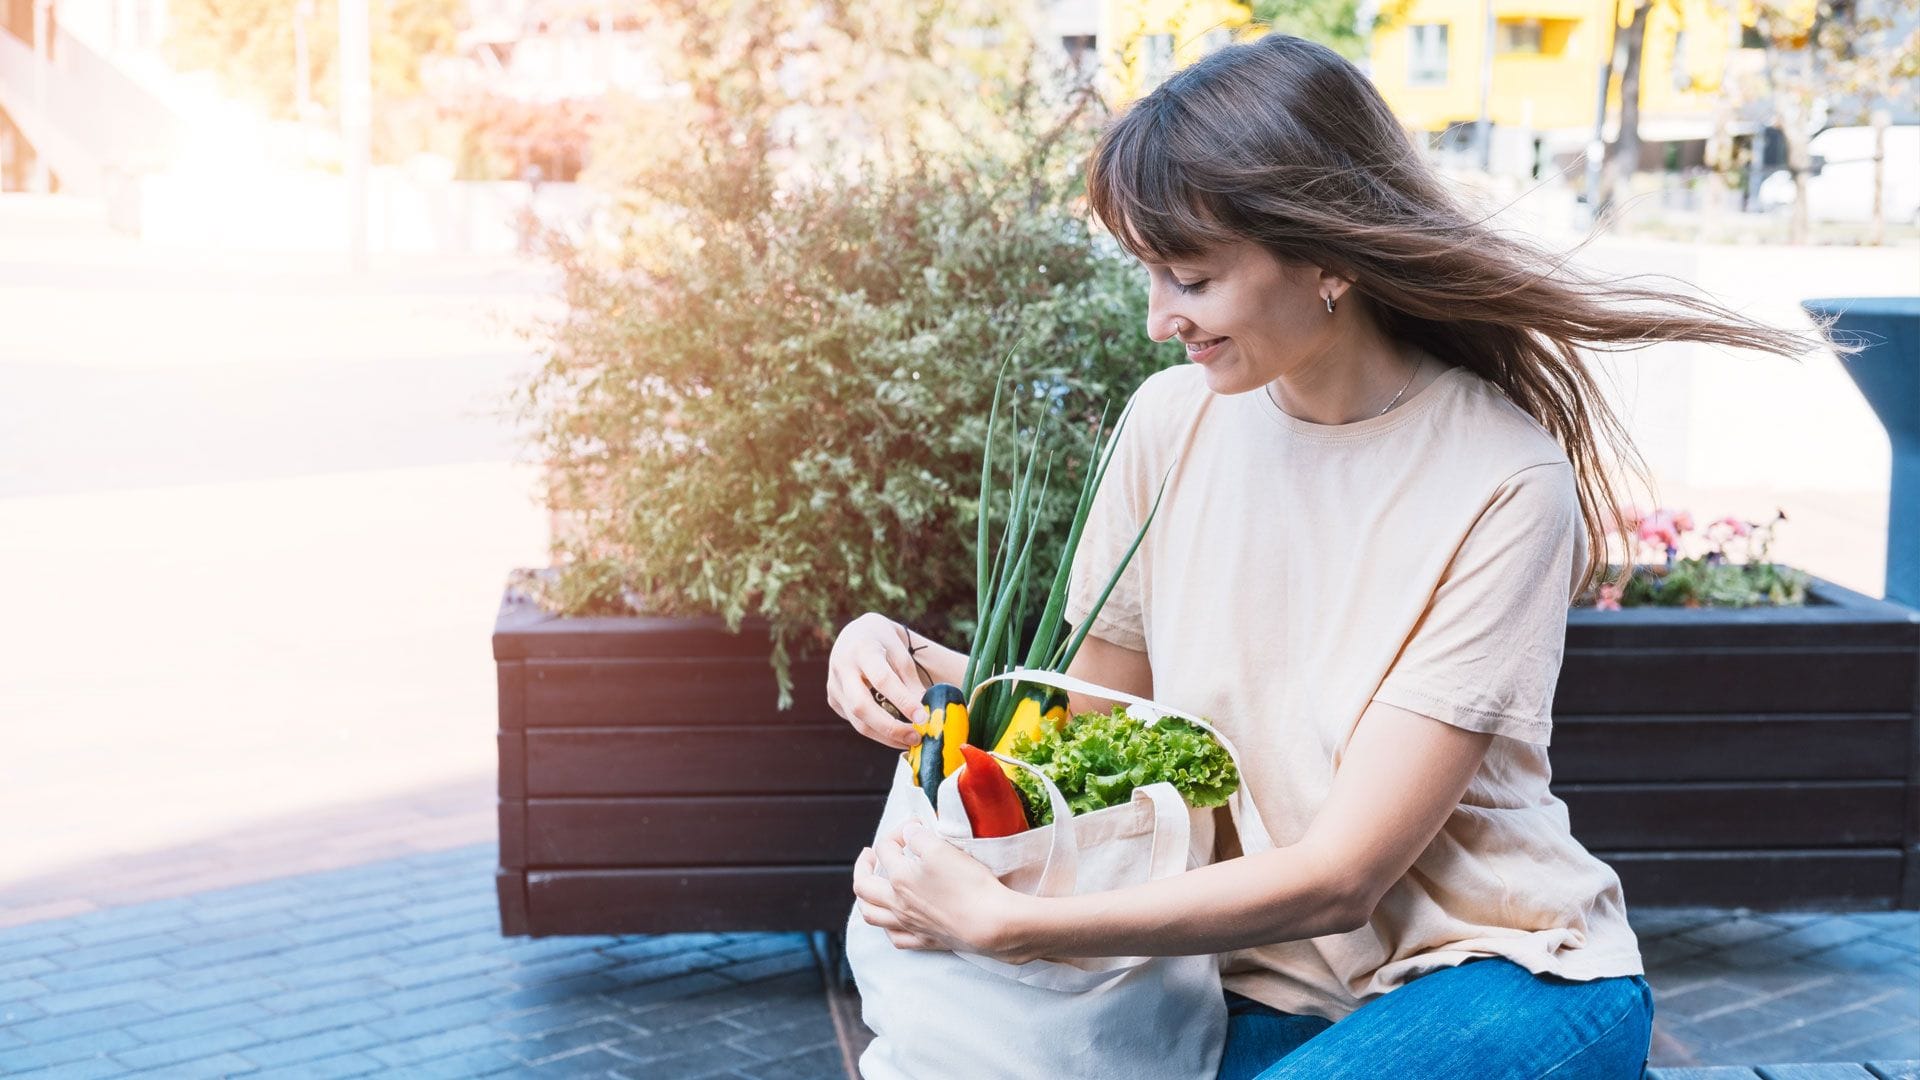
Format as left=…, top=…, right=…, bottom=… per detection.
left=1268, top=355, right=1424, bottom=421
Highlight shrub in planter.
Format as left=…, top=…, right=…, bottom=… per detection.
left=495, top=8, right=1180, bottom=936
left=514, top=75, right=1170, bottom=706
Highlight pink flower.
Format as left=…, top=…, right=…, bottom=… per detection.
left=1717, top=515, right=1751, bottom=537
left=1672, top=509, right=1695, bottom=533
left=1596, top=583, right=1623, bottom=611
left=1638, top=510, right=1680, bottom=550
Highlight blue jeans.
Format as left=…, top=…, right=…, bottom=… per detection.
left=1217, top=957, right=1654, bottom=1080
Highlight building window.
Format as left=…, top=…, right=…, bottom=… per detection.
left=1408, top=24, right=1448, bottom=86
left=1497, top=19, right=1543, bottom=54
left=1061, top=33, right=1096, bottom=77
left=1143, top=32, right=1175, bottom=88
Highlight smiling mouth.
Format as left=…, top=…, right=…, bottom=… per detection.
left=1184, top=337, right=1225, bottom=355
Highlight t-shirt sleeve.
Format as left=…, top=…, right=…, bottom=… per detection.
left=1371, top=461, right=1581, bottom=745
left=1061, top=387, right=1156, bottom=653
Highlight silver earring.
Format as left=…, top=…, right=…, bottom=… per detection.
left=1325, top=295, right=1336, bottom=315
left=1173, top=318, right=1189, bottom=336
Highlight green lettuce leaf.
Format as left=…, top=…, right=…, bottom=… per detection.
left=1003, top=706, right=1239, bottom=826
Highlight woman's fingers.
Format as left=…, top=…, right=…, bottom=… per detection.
left=887, top=930, right=938, bottom=950
left=835, top=647, right=923, bottom=750
left=859, top=640, right=927, bottom=732
left=857, top=842, right=952, bottom=953
left=852, top=848, right=900, bottom=908
left=853, top=847, right=914, bottom=934
left=858, top=901, right=906, bottom=929
left=873, top=830, right=920, bottom=884
left=836, top=665, right=918, bottom=749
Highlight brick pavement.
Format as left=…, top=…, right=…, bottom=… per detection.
left=1634, top=908, right=1920, bottom=1069
left=2, top=832, right=1915, bottom=1077
left=0, top=843, right=845, bottom=1079
left=831, top=907, right=1918, bottom=1074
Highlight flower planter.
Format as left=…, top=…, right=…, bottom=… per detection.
left=492, top=585, right=896, bottom=936
left=1553, top=574, right=1920, bottom=910
left=494, top=570, right=1920, bottom=937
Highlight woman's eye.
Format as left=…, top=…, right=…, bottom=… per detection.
left=1174, top=278, right=1209, bottom=294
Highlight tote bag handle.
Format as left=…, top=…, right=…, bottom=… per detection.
left=946, top=760, right=1192, bottom=992
left=930, top=748, right=1080, bottom=898
left=968, top=667, right=1275, bottom=853
left=939, top=669, right=1247, bottom=992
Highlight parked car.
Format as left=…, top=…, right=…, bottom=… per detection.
left=1758, top=124, right=1920, bottom=224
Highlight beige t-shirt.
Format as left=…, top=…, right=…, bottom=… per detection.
left=1063, top=360, right=1643, bottom=1022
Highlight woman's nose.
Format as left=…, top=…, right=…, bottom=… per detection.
left=1146, top=297, right=1184, bottom=343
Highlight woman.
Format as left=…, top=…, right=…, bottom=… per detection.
left=827, top=34, right=1821, bottom=1080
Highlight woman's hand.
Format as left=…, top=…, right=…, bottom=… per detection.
left=852, top=821, right=1034, bottom=963
left=826, top=613, right=929, bottom=750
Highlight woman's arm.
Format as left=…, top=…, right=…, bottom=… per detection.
left=1062, top=632, right=1153, bottom=714
left=991, top=698, right=1493, bottom=958
left=858, top=696, right=1493, bottom=960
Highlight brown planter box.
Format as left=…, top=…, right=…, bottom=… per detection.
left=494, top=571, right=1920, bottom=937
left=1554, top=575, right=1920, bottom=910
left=492, top=588, right=896, bottom=936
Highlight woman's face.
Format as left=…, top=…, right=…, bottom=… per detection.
left=1141, top=239, right=1342, bottom=396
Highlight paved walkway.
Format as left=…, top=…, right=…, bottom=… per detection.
left=0, top=845, right=844, bottom=1079
left=2, top=831, right=1913, bottom=1078
left=1635, top=909, right=1920, bottom=1067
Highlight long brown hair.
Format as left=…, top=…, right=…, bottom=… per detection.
left=1086, top=33, right=1836, bottom=595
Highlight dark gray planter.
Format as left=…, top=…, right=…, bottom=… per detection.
left=1554, top=575, right=1920, bottom=910
left=492, top=587, right=895, bottom=937
left=494, top=570, right=1920, bottom=937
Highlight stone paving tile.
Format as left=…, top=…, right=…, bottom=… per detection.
left=0, top=842, right=845, bottom=1079
left=1677, top=916, right=1797, bottom=951
left=1631, top=907, right=1920, bottom=1070
left=1764, top=920, right=1890, bottom=957
left=509, top=1018, right=640, bottom=1064
left=1658, top=978, right=1780, bottom=1022
left=244, top=1050, right=388, bottom=1079
left=741, top=1044, right=852, bottom=1080
left=1646, top=933, right=1723, bottom=968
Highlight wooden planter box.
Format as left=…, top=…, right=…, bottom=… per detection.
left=1553, top=575, right=1920, bottom=910
left=495, top=572, right=1920, bottom=937
left=493, top=590, right=896, bottom=936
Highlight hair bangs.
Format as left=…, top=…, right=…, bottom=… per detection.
left=1088, top=98, right=1233, bottom=265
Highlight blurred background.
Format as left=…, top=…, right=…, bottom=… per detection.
left=2, top=0, right=1915, bottom=917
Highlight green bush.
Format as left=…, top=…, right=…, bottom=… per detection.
left=515, top=81, right=1171, bottom=706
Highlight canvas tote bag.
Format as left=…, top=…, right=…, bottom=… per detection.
left=844, top=668, right=1276, bottom=1080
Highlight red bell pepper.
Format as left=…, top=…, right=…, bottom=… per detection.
left=957, top=744, right=1030, bottom=838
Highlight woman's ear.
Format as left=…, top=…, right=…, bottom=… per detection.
left=1314, top=267, right=1356, bottom=305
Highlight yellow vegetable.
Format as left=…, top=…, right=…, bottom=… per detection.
left=991, top=686, right=1070, bottom=756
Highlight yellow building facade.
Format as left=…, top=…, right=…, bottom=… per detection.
left=1082, top=0, right=1259, bottom=101
left=1368, top=0, right=1749, bottom=149
left=1062, top=0, right=1773, bottom=164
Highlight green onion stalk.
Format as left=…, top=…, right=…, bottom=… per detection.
left=956, top=350, right=1169, bottom=755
